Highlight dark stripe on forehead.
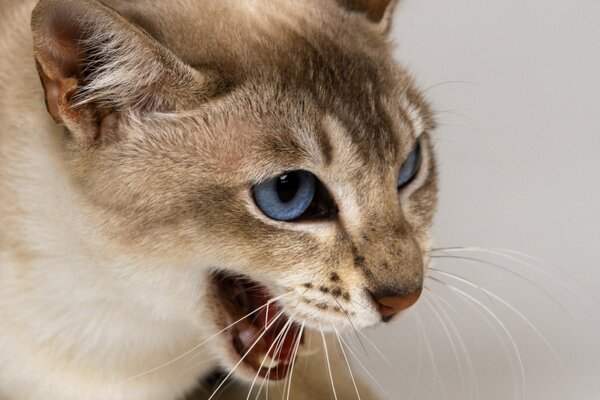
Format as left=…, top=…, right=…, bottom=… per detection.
left=315, top=121, right=334, bottom=165
left=323, top=98, right=399, bottom=171
left=294, top=36, right=398, bottom=166
left=211, top=17, right=409, bottom=169
left=251, top=28, right=393, bottom=156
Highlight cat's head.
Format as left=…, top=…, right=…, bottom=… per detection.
left=32, top=0, right=436, bottom=380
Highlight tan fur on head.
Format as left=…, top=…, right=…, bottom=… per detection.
left=0, top=0, right=437, bottom=399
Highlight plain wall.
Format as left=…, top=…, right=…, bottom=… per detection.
left=360, top=1, right=600, bottom=399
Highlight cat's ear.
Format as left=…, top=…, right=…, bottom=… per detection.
left=336, top=0, right=401, bottom=33
left=31, top=0, right=214, bottom=144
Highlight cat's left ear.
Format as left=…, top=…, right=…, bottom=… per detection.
left=336, top=0, right=401, bottom=34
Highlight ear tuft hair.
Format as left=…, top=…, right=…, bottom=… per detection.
left=31, top=0, right=216, bottom=142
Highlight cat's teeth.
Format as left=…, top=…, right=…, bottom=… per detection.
left=259, top=353, right=279, bottom=369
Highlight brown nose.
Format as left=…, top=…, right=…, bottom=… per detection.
left=374, top=290, right=422, bottom=317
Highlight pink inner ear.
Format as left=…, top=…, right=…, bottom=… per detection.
left=47, top=14, right=88, bottom=81
left=34, top=24, right=86, bottom=126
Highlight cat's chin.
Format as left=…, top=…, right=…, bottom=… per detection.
left=209, top=271, right=304, bottom=381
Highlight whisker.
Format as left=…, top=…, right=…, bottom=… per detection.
left=422, top=296, right=467, bottom=398
left=354, top=329, right=408, bottom=388
left=284, top=322, right=305, bottom=400
left=433, top=246, right=544, bottom=263
left=279, top=323, right=298, bottom=400
left=331, top=295, right=368, bottom=355
left=420, top=80, right=480, bottom=95
left=179, top=358, right=216, bottom=380
left=207, top=310, right=286, bottom=400
left=425, top=284, right=457, bottom=313
left=334, top=327, right=362, bottom=400
left=271, top=318, right=297, bottom=400
left=255, top=318, right=298, bottom=400
left=212, top=377, right=238, bottom=400
left=414, top=313, right=449, bottom=400
left=299, top=325, right=314, bottom=380
left=425, top=291, right=480, bottom=399
left=432, top=269, right=565, bottom=362
left=428, top=276, right=526, bottom=400
left=431, top=254, right=571, bottom=316
left=113, top=292, right=292, bottom=388
left=429, top=265, right=495, bottom=306
left=337, top=333, right=395, bottom=400
left=320, top=328, right=339, bottom=400
left=245, top=316, right=295, bottom=400
left=432, top=246, right=593, bottom=303
left=427, top=277, right=520, bottom=400
left=432, top=268, right=571, bottom=384
left=408, top=312, right=424, bottom=400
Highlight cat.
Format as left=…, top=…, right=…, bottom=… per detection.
left=0, top=0, right=437, bottom=399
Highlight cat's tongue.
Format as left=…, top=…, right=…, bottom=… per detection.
left=217, top=274, right=302, bottom=380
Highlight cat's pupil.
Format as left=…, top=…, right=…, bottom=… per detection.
left=276, top=174, right=300, bottom=203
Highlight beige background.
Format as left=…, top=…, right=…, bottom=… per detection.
left=359, top=1, right=600, bottom=399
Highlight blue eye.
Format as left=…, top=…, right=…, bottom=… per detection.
left=253, top=170, right=317, bottom=221
left=397, top=141, right=422, bottom=189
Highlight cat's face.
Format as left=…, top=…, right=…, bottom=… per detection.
left=33, top=0, right=436, bottom=381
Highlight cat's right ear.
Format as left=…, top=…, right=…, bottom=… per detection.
left=336, top=0, right=401, bottom=34
left=31, top=0, right=216, bottom=145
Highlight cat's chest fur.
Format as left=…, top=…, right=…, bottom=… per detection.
left=0, top=0, right=436, bottom=399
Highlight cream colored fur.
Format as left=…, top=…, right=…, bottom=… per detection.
left=0, top=0, right=435, bottom=399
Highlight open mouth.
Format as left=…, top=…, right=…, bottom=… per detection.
left=212, top=272, right=303, bottom=381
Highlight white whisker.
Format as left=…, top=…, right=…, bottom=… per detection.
left=332, top=296, right=367, bottom=354
left=113, top=292, right=291, bottom=388
left=408, top=312, right=424, bottom=400
left=285, top=323, right=305, bottom=400
left=432, top=246, right=593, bottom=303
left=208, top=310, right=286, bottom=400
left=414, top=313, right=449, bottom=400
left=354, top=329, right=408, bottom=388
left=423, top=296, right=467, bottom=398
left=427, top=277, right=520, bottom=400
left=428, top=276, right=526, bottom=400
left=334, top=327, right=362, bottom=400
left=433, top=269, right=565, bottom=363
left=433, top=268, right=573, bottom=394
left=320, top=328, right=339, bottom=400
left=426, top=291, right=480, bottom=399
left=245, top=316, right=295, bottom=400
left=271, top=318, right=297, bottom=400
left=431, top=254, right=571, bottom=316
left=337, top=333, right=395, bottom=400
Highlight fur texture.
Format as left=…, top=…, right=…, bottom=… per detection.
left=0, top=0, right=437, bottom=398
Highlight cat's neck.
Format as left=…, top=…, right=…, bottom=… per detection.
left=0, top=125, right=214, bottom=397
left=0, top=26, right=213, bottom=399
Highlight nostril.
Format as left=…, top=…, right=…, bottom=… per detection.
left=373, top=289, right=422, bottom=318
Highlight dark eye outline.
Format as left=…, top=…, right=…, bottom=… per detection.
left=252, top=170, right=338, bottom=222
left=397, top=140, right=423, bottom=189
